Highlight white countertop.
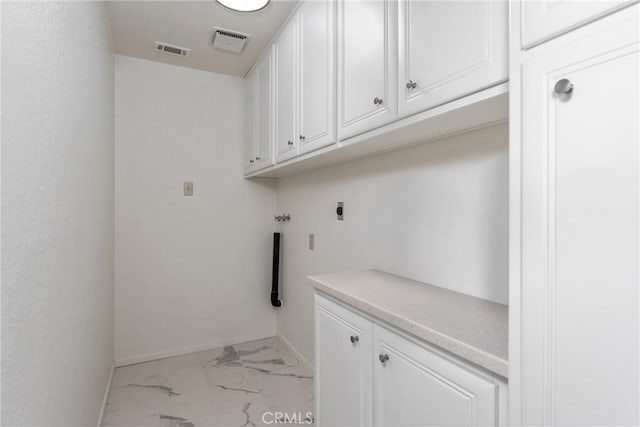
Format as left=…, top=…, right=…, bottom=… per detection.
left=308, top=270, right=508, bottom=378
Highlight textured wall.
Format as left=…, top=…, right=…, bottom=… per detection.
left=1, top=2, right=115, bottom=425
left=114, top=56, right=277, bottom=365
left=275, top=124, right=509, bottom=365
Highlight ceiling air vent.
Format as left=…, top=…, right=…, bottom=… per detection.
left=154, top=41, right=192, bottom=58
left=211, top=27, right=250, bottom=53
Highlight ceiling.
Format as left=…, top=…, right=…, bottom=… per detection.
left=107, top=0, right=298, bottom=77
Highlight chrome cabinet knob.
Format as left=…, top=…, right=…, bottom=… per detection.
left=287, top=140, right=294, bottom=146
left=350, top=335, right=359, bottom=344
left=299, top=135, right=306, bottom=141
left=554, top=78, right=573, bottom=95
left=379, top=353, right=389, bottom=365
left=373, top=97, right=383, bottom=105
left=406, top=80, right=418, bottom=89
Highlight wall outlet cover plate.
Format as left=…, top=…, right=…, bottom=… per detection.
left=184, top=182, right=194, bottom=196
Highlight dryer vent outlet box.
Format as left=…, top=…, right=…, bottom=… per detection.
left=154, top=41, right=191, bottom=58
left=212, top=27, right=250, bottom=53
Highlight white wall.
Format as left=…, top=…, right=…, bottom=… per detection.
left=114, top=56, right=277, bottom=365
left=1, top=2, right=115, bottom=425
left=275, top=123, right=509, bottom=365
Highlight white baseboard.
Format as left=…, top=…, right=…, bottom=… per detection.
left=277, top=331, right=314, bottom=371
left=96, top=364, right=114, bottom=427
left=114, top=330, right=276, bottom=367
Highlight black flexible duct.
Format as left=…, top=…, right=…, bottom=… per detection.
left=271, top=232, right=282, bottom=307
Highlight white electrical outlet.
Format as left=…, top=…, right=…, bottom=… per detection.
left=309, top=233, right=315, bottom=250
left=184, top=182, right=194, bottom=196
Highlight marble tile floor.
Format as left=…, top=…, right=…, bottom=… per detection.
left=102, top=337, right=314, bottom=427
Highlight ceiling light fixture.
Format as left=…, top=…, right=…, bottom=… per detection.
left=216, top=0, right=270, bottom=13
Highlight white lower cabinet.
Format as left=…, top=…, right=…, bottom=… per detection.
left=315, top=295, right=372, bottom=427
left=373, top=325, right=497, bottom=427
left=315, top=293, right=506, bottom=427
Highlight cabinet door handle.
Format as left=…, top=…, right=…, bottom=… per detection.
left=379, top=353, right=389, bottom=365
left=249, top=159, right=254, bottom=163
left=287, top=140, right=294, bottom=146
left=255, top=156, right=261, bottom=160
left=350, top=335, right=359, bottom=344
left=373, top=97, right=383, bottom=105
left=554, top=78, right=573, bottom=95
left=406, top=80, right=418, bottom=90
left=299, top=134, right=306, bottom=141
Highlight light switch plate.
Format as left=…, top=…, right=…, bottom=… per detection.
left=184, top=182, right=194, bottom=196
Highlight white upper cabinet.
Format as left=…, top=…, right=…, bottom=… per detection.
left=337, top=0, right=398, bottom=140
left=273, top=0, right=336, bottom=163
left=244, top=48, right=274, bottom=172
left=254, top=47, right=274, bottom=170
left=243, top=73, right=256, bottom=173
left=520, top=6, right=639, bottom=425
left=275, top=15, right=298, bottom=163
left=521, top=0, right=636, bottom=49
left=298, top=0, right=336, bottom=154
left=398, top=0, right=507, bottom=119
left=246, top=0, right=511, bottom=177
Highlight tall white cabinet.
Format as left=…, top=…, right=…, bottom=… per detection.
left=337, top=0, right=397, bottom=140
left=512, top=3, right=639, bottom=425
left=397, top=0, right=507, bottom=118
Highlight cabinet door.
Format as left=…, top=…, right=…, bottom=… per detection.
left=522, top=0, right=636, bottom=49
left=521, top=7, right=639, bottom=426
left=398, top=0, right=507, bottom=118
left=337, top=0, right=397, bottom=141
left=373, top=325, right=497, bottom=426
left=244, top=74, right=257, bottom=173
left=275, top=16, right=298, bottom=163
left=254, top=47, right=274, bottom=170
left=299, top=0, right=336, bottom=155
left=315, top=294, right=372, bottom=427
